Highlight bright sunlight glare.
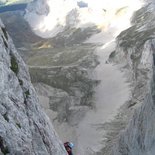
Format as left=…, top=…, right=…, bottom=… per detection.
left=25, top=0, right=144, bottom=38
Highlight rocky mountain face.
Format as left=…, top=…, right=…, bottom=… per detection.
left=0, top=19, right=67, bottom=155
left=1, top=0, right=155, bottom=155
left=102, top=3, right=155, bottom=155
left=0, top=8, right=100, bottom=154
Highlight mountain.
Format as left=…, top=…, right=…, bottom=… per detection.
left=0, top=0, right=31, bottom=6
left=24, top=0, right=78, bottom=38
left=0, top=8, right=100, bottom=154
left=102, top=3, right=155, bottom=155
left=1, top=0, right=155, bottom=155
left=0, top=19, right=67, bottom=155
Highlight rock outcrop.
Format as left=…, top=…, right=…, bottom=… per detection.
left=0, top=19, right=67, bottom=155
left=107, top=3, right=155, bottom=155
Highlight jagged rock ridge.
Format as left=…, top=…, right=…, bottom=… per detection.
left=0, top=19, right=67, bottom=155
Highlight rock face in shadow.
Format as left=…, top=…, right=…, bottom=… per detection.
left=108, top=3, right=155, bottom=155
left=0, top=19, right=67, bottom=155
left=0, top=10, right=100, bottom=155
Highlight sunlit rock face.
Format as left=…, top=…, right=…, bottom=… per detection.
left=104, top=3, right=155, bottom=155
left=0, top=19, right=67, bottom=155
left=25, top=0, right=143, bottom=38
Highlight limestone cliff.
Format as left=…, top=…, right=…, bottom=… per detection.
left=0, top=19, right=67, bottom=155
left=109, top=3, right=155, bottom=155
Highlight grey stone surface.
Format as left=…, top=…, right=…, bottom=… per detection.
left=2, top=1, right=155, bottom=154
left=108, top=3, right=155, bottom=155
left=0, top=19, right=67, bottom=155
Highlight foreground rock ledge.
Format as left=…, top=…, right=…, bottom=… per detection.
left=0, top=19, right=67, bottom=155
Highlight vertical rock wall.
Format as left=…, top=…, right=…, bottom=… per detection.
left=111, top=3, right=155, bottom=155
left=0, top=19, right=67, bottom=155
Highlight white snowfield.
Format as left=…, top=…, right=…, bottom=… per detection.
left=0, top=19, right=67, bottom=155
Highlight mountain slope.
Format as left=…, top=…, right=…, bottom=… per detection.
left=0, top=19, right=67, bottom=155
left=102, top=3, right=155, bottom=155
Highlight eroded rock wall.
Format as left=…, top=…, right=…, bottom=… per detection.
left=0, top=19, right=67, bottom=155
left=111, top=3, right=155, bottom=155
